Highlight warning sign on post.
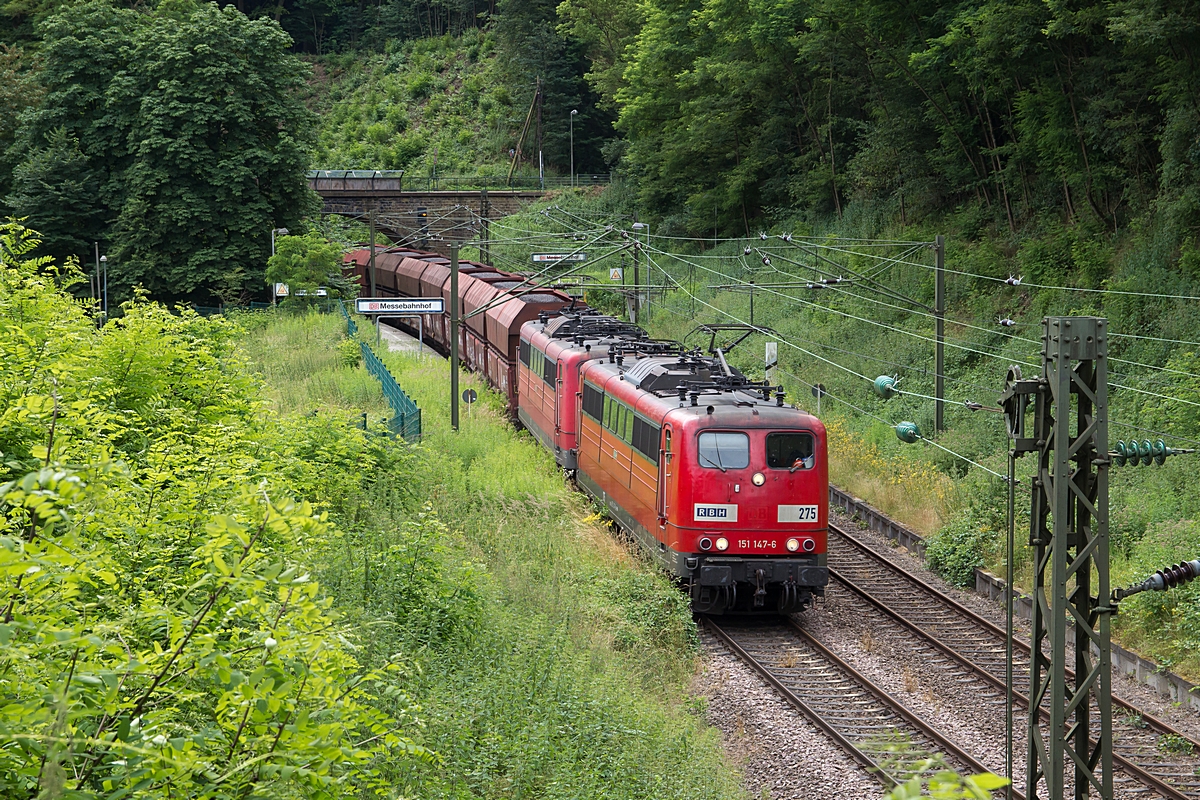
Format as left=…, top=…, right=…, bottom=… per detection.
left=355, top=297, right=445, bottom=314
left=531, top=252, right=588, bottom=263
left=609, top=268, right=624, bottom=281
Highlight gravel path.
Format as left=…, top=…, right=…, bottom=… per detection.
left=695, top=630, right=884, bottom=800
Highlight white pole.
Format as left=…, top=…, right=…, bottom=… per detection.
left=100, top=255, right=108, bottom=319
left=570, top=109, right=578, bottom=187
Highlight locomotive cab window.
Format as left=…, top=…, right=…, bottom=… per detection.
left=767, top=432, right=815, bottom=471
left=697, top=432, right=749, bottom=471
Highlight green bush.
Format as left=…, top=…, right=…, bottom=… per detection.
left=0, top=223, right=431, bottom=799
left=925, top=506, right=1000, bottom=587
left=337, top=336, right=362, bottom=367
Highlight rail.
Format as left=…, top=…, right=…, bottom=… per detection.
left=338, top=301, right=422, bottom=442
left=704, top=617, right=1011, bottom=795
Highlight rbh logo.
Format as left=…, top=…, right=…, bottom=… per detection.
left=693, top=503, right=738, bottom=523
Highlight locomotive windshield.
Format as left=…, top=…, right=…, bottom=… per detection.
left=698, top=432, right=749, bottom=471
left=766, top=432, right=815, bottom=471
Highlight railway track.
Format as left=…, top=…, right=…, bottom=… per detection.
left=705, top=616, right=1023, bottom=797
left=828, top=521, right=1200, bottom=799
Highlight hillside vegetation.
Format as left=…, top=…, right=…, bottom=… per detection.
left=307, top=32, right=516, bottom=177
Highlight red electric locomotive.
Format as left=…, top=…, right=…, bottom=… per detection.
left=344, top=250, right=829, bottom=613
left=519, top=313, right=829, bottom=613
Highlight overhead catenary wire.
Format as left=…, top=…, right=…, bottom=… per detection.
left=648, top=241, right=1200, bottom=409
left=759, top=248, right=1200, bottom=382
left=645, top=250, right=991, bottom=413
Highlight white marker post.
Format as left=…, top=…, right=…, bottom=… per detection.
left=765, top=341, right=778, bottom=386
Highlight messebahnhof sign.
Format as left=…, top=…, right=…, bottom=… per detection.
left=531, top=252, right=588, bottom=263
left=355, top=297, right=445, bottom=314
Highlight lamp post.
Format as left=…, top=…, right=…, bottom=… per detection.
left=570, top=109, right=578, bottom=187
left=270, top=227, right=289, bottom=306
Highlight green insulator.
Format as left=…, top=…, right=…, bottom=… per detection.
left=874, top=375, right=899, bottom=400
left=1138, top=439, right=1153, bottom=466
left=1152, top=439, right=1168, bottom=466
left=1113, top=440, right=1128, bottom=467
left=895, top=421, right=921, bottom=444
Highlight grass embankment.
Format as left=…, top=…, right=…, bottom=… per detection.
left=483, top=189, right=1200, bottom=679
left=305, top=31, right=518, bottom=178
left=242, top=310, right=744, bottom=799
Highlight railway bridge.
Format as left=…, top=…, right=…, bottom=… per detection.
left=309, top=170, right=610, bottom=253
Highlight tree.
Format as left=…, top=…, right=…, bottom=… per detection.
left=11, top=0, right=318, bottom=302
left=266, top=231, right=349, bottom=300
left=6, top=128, right=107, bottom=264
left=0, top=44, right=42, bottom=207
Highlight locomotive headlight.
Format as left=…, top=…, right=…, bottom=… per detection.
left=752, top=472, right=765, bottom=486
left=715, top=537, right=729, bottom=551
left=786, top=538, right=800, bottom=552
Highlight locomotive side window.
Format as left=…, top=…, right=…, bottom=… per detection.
left=519, top=339, right=531, bottom=366
left=632, top=416, right=660, bottom=464
left=766, top=432, right=815, bottom=470
left=697, top=432, right=749, bottom=470
left=582, top=383, right=604, bottom=421
left=543, top=352, right=556, bottom=385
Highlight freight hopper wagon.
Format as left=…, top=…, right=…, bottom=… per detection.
left=520, top=313, right=830, bottom=614
left=344, top=247, right=575, bottom=411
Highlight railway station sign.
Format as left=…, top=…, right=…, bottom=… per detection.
left=531, top=252, right=588, bottom=263
left=355, top=297, right=445, bottom=314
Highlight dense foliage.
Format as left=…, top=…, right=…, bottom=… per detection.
left=0, top=222, right=432, bottom=797
left=574, top=0, right=1200, bottom=240
left=5, top=1, right=316, bottom=302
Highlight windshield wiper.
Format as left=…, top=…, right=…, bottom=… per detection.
left=700, top=451, right=728, bottom=473
left=789, top=456, right=811, bottom=473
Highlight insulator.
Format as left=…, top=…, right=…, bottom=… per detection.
left=964, top=401, right=983, bottom=411
left=895, top=421, right=921, bottom=444
left=761, top=256, right=771, bottom=266
left=1114, top=558, right=1200, bottom=599
left=759, top=232, right=768, bottom=240
left=1157, top=560, right=1200, bottom=589
left=783, top=233, right=793, bottom=242
left=1005, top=275, right=1022, bottom=286
left=873, top=375, right=900, bottom=400
left=743, top=246, right=752, bottom=255
left=998, top=317, right=1017, bottom=327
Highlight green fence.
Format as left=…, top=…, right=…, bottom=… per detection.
left=339, top=301, right=421, bottom=442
